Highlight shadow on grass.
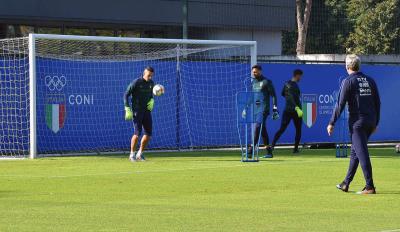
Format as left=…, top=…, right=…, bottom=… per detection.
left=49, top=148, right=399, bottom=161
left=370, top=154, right=400, bottom=159
left=342, top=190, right=400, bottom=195
left=375, top=191, right=400, bottom=195
left=0, top=191, right=17, bottom=198
left=98, top=151, right=241, bottom=159
left=176, top=159, right=287, bottom=163
left=98, top=152, right=306, bottom=162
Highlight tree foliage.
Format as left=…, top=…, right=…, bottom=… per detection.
left=345, top=0, right=399, bottom=54
left=284, top=0, right=400, bottom=55
left=325, top=0, right=400, bottom=54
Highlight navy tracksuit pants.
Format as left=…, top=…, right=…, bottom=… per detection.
left=344, top=120, right=375, bottom=188
left=254, top=114, right=269, bottom=147
left=271, top=111, right=302, bottom=149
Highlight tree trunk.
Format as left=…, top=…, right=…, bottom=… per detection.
left=297, top=26, right=306, bottom=54
left=296, top=0, right=313, bottom=55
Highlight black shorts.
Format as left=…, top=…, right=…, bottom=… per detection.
left=133, top=111, right=152, bottom=136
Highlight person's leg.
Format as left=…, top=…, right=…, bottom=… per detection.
left=271, top=111, right=291, bottom=147
left=249, top=114, right=268, bottom=157
left=131, top=135, right=139, bottom=153
left=136, top=111, right=153, bottom=160
left=261, top=122, right=269, bottom=147
left=259, top=115, right=273, bottom=157
left=262, top=123, right=273, bottom=156
left=253, top=122, right=262, bottom=147
left=247, top=116, right=268, bottom=157
left=292, top=112, right=302, bottom=151
left=343, top=145, right=359, bottom=185
left=139, top=135, right=151, bottom=153
left=351, top=123, right=374, bottom=189
left=130, top=112, right=143, bottom=160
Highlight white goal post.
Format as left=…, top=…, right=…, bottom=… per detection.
left=0, top=33, right=257, bottom=159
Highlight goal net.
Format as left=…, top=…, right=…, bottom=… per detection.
left=0, top=34, right=256, bottom=158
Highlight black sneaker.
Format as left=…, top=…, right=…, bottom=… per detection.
left=336, top=181, right=349, bottom=192
left=267, top=147, right=274, bottom=155
left=293, top=148, right=300, bottom=154
left=262, top=147, right=273, bottom=158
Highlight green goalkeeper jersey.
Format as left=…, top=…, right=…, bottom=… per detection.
left=281, top=80, right=301, bottom=112
left=252, top=75, right=277, bottom=115
left=124, top=77, right=154, bottom=112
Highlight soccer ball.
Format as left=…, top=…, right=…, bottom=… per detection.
left=153, top=84, right=165, bottom=96
left=396, top=144, right=400, bottom=153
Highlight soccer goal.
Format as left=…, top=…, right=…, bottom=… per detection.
left=0, top=34, right=257, bottom=158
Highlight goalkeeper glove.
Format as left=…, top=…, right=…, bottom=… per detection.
left=125, top=106, right=133, bottom=120
left=295, top=106, right=303, bottom=118
left=242, top=109, right=247, bottom=119
left=147, top=99, right=154, bottom=111
left=272, top=106, right=280, bottom=120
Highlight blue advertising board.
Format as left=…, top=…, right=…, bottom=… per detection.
left=1, top=58, right=399, bottom=154
left=261, top=63, right=400, bottom=144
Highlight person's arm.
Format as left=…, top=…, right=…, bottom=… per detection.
left=124, top=81, right=136, bottom=108
left=281, top=84, right=286, bottom=97
left=150, top=81, right=155, bottom=100
left=285, top=83, right=298, bottom=109
left=147, top=81, right=155, bottom=111
left=268, top=80, right=278, bottom=108
left=244, top=79, right=255, bottom=108
left=267, top=81, right=280, bottom=120
left=329, top=79, right=351, bottom=126
left=371, top=79, right=381, bottom=126
left=295, top=86, right=301, bottom=108
left=124, top=80, right=136, bottom=120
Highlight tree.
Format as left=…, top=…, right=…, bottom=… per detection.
left=324, top=0, right=351, bottom=53
left=296, top=0, right=313, bottom=54
left=345, top=0, right=400, bottom=54
left=283, top=0, right=400, bottom=55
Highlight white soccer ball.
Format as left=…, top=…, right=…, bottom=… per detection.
left=153, top=84, right=165, bottom=96
left=396, top=144, right=400, bottom=153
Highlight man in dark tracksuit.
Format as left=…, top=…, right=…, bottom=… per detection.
left=246, top=65, right=279, bottom=158
left=328, top=55, right=380, bottom=194
left=124, top=66, right=155, bottom=162
left=271, top=69, right=304, bottom=154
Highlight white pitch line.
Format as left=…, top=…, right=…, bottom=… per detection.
left=381, top=229, right=400, bottom=232
left=0, top=157, right=26, bottom=160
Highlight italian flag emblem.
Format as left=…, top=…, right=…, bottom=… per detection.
left=46, top=104, right=66, bottom=133
left=302, top=94, right=317, bottom=128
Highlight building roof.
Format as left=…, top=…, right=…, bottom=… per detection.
left=0, top=0, right=295, bottom=30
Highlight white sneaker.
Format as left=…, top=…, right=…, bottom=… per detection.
left=136, top=150, right=145, bottom=161
left=129, top=152, right=136, bottom=162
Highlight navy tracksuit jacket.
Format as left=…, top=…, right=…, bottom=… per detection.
left=329, top=72, right=381, bottom=188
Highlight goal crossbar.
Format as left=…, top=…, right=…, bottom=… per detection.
left=31, top=34, right=257, bottom=46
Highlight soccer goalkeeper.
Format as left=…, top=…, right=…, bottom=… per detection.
left=271, top=69, right=304, bottom=154
left=245, top=65, right=279, bottom=158
left=124, top=66, right=155, bottom=162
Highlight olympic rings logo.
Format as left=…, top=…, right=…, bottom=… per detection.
left=45, top=75, right=66, bottom=91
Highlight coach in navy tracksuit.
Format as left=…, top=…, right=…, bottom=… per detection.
left=327, top=54, right=381, bottom=194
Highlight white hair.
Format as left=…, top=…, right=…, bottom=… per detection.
left=345, top=54, right=361, bottom=71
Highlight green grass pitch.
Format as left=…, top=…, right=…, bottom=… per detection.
left=1, top=148, right=400, bottom=232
